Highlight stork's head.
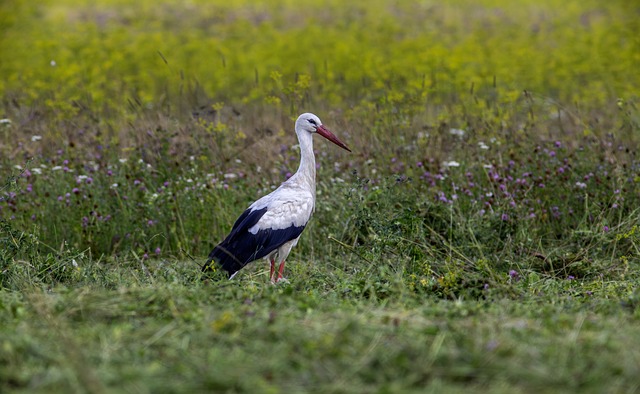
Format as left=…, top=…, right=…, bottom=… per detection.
left=295, top=113, right=351, bottom=152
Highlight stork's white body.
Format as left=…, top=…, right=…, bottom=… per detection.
left=204, top=113, right=350, bottom=282
left=241, top=155, right=316, bottom=280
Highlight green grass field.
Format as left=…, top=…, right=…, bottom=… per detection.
left=1, top=0, right=640, bottom=392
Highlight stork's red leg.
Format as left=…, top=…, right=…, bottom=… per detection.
left=277, top=260, right=286, bottom=282
left=269, top=258, right=276, bottom=283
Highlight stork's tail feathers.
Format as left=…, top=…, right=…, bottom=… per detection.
left=201, top=258, right=235, bottom=280
left=202, top=245, right=243, bottom=279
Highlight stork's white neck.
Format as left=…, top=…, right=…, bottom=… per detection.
left=292, top=128, right=316, bottom=196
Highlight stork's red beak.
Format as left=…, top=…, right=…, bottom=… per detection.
left=316, top=125, right=351, bottom=152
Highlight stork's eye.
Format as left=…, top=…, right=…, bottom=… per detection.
left=307, top=119, right=317, bottom=125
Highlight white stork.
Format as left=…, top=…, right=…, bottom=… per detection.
left=203, top=113, right=351, bottom=282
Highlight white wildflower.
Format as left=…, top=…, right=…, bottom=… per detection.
left=224, top=173, right=237, bottom=179
left=111, top=183, right=118, bottom=188
left=32, top=168, right=42, bottom=175
left=119, top=158, right=127, bottom=164
left=449, top=128, right=465, bottom=137
left=52, top=166, right=62, bottom=171
left=478, top=141, right=489, bottom=150
left=443, top=160, right=460, bottom=167
left=50, top=60, right=56, bottom=67
left=575, top=182, right=587, bottom=189
left=483, top=164, right=493, bottom=169
left=0, top=118, right=11, bottom=125
left=31, top=135, right=42, bottom=142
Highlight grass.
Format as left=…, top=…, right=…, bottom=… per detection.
left=1, top=0, right=640, bottom=392
left=2, top=266, right=640, bottom=393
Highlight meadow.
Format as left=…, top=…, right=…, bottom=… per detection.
left=1, top=0, right=640, bottom=392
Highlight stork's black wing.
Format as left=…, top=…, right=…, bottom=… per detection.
left=203, top=206, right=305, bottom=277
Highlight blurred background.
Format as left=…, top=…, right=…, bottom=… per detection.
left=1, top=0, right=638, bottom=268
